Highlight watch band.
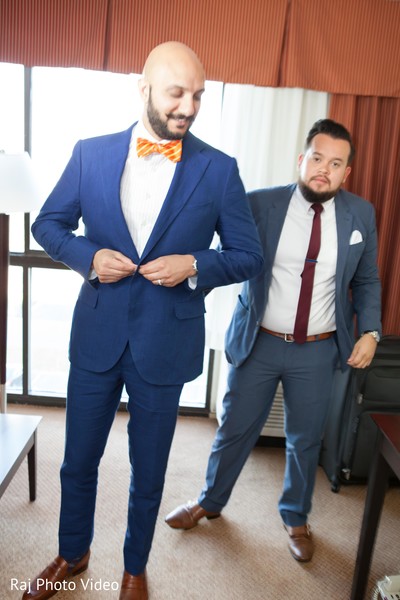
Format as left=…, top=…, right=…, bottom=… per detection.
left=363, top=330, right=380, bottom=343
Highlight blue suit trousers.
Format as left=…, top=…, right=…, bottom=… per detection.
left=199, top=330, right=339, bottom=526
left=58, top=344, right=183, bottom=574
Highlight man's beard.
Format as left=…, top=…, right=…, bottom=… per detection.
left=147, top=91, right=194, bottom=140
left=298, top=179, right=340, bottom=204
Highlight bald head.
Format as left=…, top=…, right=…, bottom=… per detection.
left=143, top=41, right=205, bottom=82
left=138, top=41, right=205, bottom=140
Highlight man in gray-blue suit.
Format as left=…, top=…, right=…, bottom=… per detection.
left=166, top=119, right=382, bottom=563
left=24, top=42, right=263, bottom=600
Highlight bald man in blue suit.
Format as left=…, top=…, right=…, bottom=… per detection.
left=25, top=42, right=263, bottom=600
left=166, top=119, right=381, bottom=565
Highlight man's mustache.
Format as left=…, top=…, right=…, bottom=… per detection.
left=167, top=113, right=194, bottom=123
left=310, top=175, right=330, bottom=184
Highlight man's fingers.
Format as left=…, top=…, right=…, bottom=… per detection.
left=93, top=249, right=136, bottom=282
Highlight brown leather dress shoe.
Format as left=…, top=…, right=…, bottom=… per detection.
left=119, top=570, right=148, bottom=600
left=284, top=524, right=314, bottom=562
left=165, top=499, right=221, bottom=529
left=22, top=550, right=90, bottom=600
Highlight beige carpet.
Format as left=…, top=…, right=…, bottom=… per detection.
left=1, top=404, right=399, bottom=600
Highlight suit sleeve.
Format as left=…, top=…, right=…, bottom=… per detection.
left=191, top=159, right=264, bottom=289
left=31, top=141, right=102, bottom=279
left=350, top=203, right=382, bottom=335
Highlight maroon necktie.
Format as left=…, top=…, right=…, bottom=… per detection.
left=293, top=203, right=324, bottom=344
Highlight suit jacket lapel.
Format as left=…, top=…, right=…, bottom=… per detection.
left=141, top=133, right=210, bottom=259
left=264, top=185, right=294, bottom=267
left=96, top=124, right=141, bottom=262
left=335, top=190, right=353, bottom=288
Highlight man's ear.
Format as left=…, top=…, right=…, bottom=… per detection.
left=138, top=78, right=150, bottom=102
left=297, top=153, right=304, bottom=170
left=342, top=166, right=352, bottom=184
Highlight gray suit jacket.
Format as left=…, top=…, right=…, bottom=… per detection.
left=225, top=184, right=382, bottom=371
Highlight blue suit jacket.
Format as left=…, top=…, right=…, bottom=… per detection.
left=225, top=184, right=382, bottom=371
left=32, top=124, right=263, bottom=384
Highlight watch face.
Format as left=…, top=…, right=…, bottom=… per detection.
left=368, top=331, right=380, bottom=342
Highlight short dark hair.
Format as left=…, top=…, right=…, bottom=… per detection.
left=305, top=119, right=355, bottom=165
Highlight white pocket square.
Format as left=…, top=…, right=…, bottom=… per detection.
left=350, top=230, right=363, bottom=245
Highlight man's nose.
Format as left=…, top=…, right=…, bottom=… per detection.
left=179, top=95, right=196, bottom=116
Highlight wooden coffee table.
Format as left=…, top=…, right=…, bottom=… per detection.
left=0, top=413, right=42, bottom=500
left=350, top=413, right=400, bottom=600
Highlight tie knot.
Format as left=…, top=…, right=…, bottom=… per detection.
left=311, top=202, right=323, bottom=214
left=136, top=138, right=182, bottom=162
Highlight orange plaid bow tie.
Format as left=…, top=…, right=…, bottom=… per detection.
left=136, top=138, right=182, bottom=162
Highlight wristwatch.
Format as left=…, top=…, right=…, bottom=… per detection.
left=363, top=330, right=380, bottom=343
left=192, top=257, right=198, bottom=274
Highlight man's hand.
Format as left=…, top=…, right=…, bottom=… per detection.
left=139, top=255, right=197, bottom=287
left=347, top=334, right=378, bottom=369
left=92, top=249, right=137, bottom=283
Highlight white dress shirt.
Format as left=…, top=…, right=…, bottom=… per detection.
left=262, top=186, right=337, bottom=335
left=120, top=122, right=177, bottom=256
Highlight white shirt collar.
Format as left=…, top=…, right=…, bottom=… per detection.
left=294, top=184, right=336, bottom=213
left=133, top=120, right=172, bottom=145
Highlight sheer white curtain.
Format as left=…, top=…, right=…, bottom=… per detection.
left=205, top=85, right=329, bottom=412
left=219, top=85, right=329, bottom=190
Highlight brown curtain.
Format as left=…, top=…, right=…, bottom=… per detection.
left=329, top=95, right=400, bottom=336
left=280, top=0, right=400, bottom=97
left=104, top=0, right=288, bottom=85
left=0, top=0, right=108, bottom=70
left=2, top=0, right=400, bottom=94
left=0, top=0, right=289, bottom=86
